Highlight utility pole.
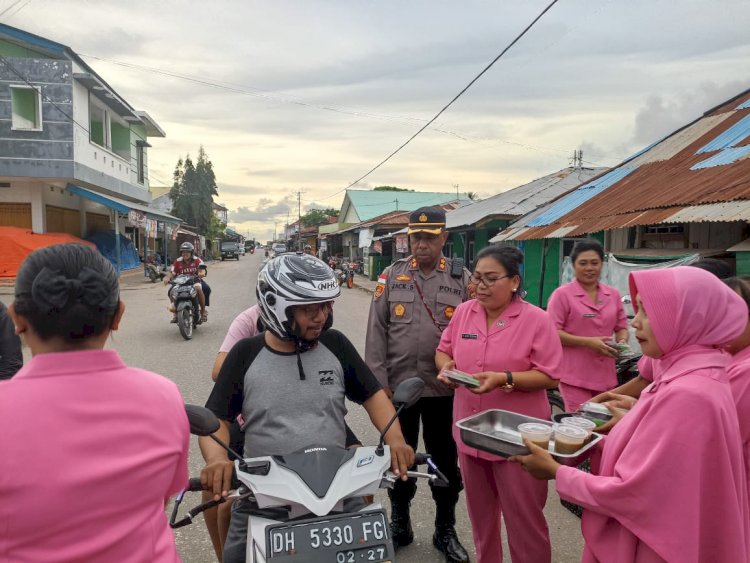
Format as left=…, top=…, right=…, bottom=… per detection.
left=454, top=183, right=459, bottom=200
left=298, top=190, right=302, bottom=251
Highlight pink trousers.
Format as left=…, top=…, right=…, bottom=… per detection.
left=559, top=382, right=598, bottom=413
left=459, top=452, right=551, bottom=563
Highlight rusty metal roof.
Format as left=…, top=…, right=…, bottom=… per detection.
left=494, top=87, right=750, bottom=241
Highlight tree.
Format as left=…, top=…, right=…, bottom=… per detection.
left=373, top=186, right=413, bottom=192
left=169, top=146, right=219, bottom=235
left=300, top=208, right=339, bottom=227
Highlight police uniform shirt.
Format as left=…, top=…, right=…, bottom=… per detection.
left=365, top=255, right=470, bottom=398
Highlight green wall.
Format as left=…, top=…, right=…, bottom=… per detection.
left=449, top=219, right=509, bottom=263
left=111, top=121, right=130, bottom=157
left=521, top=238, right=560, bottom=309
left=0, top=39, right=51, bottom=58
left=10, top=87, right=37, bottom=122
left=736, top=252, right=750, bottom=277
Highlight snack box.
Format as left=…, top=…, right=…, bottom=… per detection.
left=443, top=369, right=480, bottom=389
left=456, top=409, right=602, bottom=466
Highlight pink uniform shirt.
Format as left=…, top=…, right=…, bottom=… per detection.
left=546, top=279, right=628, bottom=391
left=0, top=349, right=189, bottom=562
left=437, top=298, right=563, bottom=461
left=219, top=304, right=261, bottom=353
left=727, top=345, right=750, bottom=515
left=556, top=267, right=750, bottom=562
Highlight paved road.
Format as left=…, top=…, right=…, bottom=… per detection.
left=2, top=253, right=584, bottom=562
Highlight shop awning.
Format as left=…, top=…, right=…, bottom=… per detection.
left=66, top=184, right=182, bottom=224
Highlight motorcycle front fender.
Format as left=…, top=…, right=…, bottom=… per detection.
left=176, top=301, right=192, bottom=312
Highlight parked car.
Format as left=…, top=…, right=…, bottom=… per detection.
left=220, top=241, right=239, bottom=261
left=272, top=243, right=287, bottom=256
left=237, top=242, right=245, bottom=256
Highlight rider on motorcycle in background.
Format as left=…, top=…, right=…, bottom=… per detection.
left=164, top=242, right=210, bottom=323
left=199, top=253, right=414, bottom=563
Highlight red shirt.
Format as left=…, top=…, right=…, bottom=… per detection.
left=171, top=256, right=204, bottom=276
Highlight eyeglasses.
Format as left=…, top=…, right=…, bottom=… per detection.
left=298, top=302, right=332, bottom=318
left=469, top=273, right=512, bottom=287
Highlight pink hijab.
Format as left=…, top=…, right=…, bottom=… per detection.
left=561, top=267, right=750, bottom=562
left=629, top=266, right=747, bottom=381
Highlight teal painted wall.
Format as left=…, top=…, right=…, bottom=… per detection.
left=737, top=252, right=750, bottom=277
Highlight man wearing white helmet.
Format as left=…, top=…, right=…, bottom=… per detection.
left=200, top=253, right=415, bottom=563
left=164, top=241, right=209, bottom=323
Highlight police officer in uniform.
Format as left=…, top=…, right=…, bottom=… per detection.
left=366, top=206, right=470, bottom=563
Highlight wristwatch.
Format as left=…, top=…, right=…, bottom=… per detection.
left=501, top=371, right=515, bottom=392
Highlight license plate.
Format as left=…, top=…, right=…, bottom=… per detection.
left=267, top=510, right=390, bottom=560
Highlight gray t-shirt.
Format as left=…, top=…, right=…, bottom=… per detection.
left=206, top=329, right=381, bottom=457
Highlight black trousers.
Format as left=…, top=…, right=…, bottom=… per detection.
left=389, top=396, right=463, bottom=509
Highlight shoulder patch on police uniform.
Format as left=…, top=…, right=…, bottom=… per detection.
left=374, top=274, right=387, bottom=300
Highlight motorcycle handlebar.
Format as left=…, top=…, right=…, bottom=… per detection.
left=186, top=477, right=204, bottom=492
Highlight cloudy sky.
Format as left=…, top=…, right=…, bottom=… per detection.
left=6, top=0, right=749, bottom=240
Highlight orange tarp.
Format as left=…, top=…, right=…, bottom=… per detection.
left=0, top=227, right=95, bottom=278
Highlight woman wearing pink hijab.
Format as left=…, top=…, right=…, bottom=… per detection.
left=511, top=266, right=750, bottom=562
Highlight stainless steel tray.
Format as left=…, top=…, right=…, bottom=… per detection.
left=456, top=409, right=603, bottom=466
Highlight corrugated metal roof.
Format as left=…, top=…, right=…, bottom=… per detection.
left=343, top=190, right=469, bottom=222
left=691, top=145, right=750, bottom=170
left=445, top=167, right=605, bottom=229
left=628, top=113, right=732, bottom=167
left=696, top=113, right=750, bottom=153
left=492, top=88, right=750, bottom=242
left=526, top=167, right=636, bottom=227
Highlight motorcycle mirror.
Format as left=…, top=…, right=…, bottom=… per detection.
left=185, top=404, right=221, bottom=436
left=392, top=377, right=425, bottom=409
left=621, top=294, right=632, bottom=305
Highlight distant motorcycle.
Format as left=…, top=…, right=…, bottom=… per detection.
left=144, top=255, right=167, bottom=283
left=342, top=261, right=357, bottom=289
left=169, top=274, right=201, bottom=340
left=328, top=257, right=347, bottom=287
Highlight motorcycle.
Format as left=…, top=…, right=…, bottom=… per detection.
left=328, top=257, right=347, bottom=287
left=169, top=274, right=201, bottom=340
left=172, top=378, right=447, bottom=563
left=341, top=260, right=357, bottom=289
left=249, top=246, right=255, bottom=254
left=144, top=254, right=167, bottom=283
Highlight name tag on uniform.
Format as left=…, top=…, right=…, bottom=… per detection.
left=461, top=333, right=478, bottom=339
left=582, top=313, right=597, bottom=318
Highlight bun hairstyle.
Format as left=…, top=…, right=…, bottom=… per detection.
left=14, top=243, right=120, bottom=342
left=474, top=245, right=524, bottom=298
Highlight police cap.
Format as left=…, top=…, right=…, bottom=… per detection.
left=407, top=206, right=446, bottom=235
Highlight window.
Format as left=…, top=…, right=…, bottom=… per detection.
left=136, top=144, right=145, bottom=184
left=89, top=101, right=110, bottom=148
left=645, top=224, right=684, bottom=235
left=11, top=85, right=42, bottom=130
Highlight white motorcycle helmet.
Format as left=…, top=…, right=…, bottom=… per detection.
left=256, top=253, right=340, bottom=343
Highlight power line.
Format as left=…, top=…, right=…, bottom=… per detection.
left=0, top=0, right=30, bottom=19
left=79, top=52, right=614, bottom=164
left=316, top=0, right=561, bottom=202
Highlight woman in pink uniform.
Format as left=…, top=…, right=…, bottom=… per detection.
left=513, top=266, right=750, bottom=563
left=724, top=276, right=750, bottom=514
left=546, top=239, right=629, bottom=412
left=436, top=245, right=562, bottom=563
left=0, top=243, right=189, bottom=562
